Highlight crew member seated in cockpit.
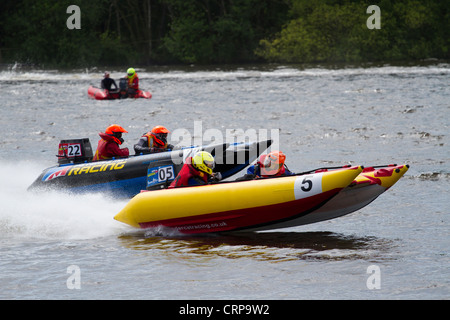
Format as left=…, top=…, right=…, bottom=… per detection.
left=101, top=72, right=118, bottom=92
left=238, top=151, right=294, bottom=180
left=169, top=151, right=221, bottom=188
left=134, top=125, right=174, bottom=155
left=93, top=124, right=129, bottom=161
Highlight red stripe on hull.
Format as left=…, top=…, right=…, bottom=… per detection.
left=139, top=189, right=339, bottom=234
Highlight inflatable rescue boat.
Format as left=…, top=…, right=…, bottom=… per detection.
left=88, top=86, right=152, bottom=100
left=114, top=166, right=365, bottom=233
left=28, top=138, right=272, bottom=198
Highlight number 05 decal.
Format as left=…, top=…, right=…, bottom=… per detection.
left=158, top=166, right=175, bottom=182
left=294, top=173, right=323, bottom=200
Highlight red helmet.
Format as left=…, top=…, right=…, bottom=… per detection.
left=105, top=124, right=128, bottom=135
left=260, top=151, right=286, bottom=176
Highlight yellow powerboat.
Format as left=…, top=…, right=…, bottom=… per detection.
left=246, top=164, right=410, bottom=231
left=114, top=166, right=364, bottom=233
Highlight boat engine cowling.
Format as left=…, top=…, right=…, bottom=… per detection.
left=57, top=138, right=93, bottom=164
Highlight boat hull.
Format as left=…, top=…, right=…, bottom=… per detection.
left=28, top=140, right=272, bottom=198
left=246, top=164, right=409, bottom=231
left=87, top=86, right=152, bottom=100
left=114, top=166, right=363, bottom=233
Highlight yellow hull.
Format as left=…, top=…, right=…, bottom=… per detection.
left=114, top=166, right=363, bottom=233
left=247, top=164, right=409, bottom=231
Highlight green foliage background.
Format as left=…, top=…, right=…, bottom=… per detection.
left=0, top=0, right=448, bottom=67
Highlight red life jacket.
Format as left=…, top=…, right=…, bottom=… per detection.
left=143, top=132, right=167, bottom=149
left=260, top=164, right=287, bottom=177
left=169, top=157, right=209, bottom=188
left=93, top=132, right=129, bottom=161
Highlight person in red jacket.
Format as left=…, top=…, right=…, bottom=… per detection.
left=92, top=124, right=129, bottom=161
left=126, top=68, right=139, bottom=95
left=169, top=151, right=221, bottom=188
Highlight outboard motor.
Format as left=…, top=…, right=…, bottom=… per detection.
left=57, top=138, right=93, bottom=164
left=119, top=77, right=128, bottom=98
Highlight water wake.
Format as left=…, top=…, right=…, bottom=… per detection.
left=0, top=161, right=128, bottom=240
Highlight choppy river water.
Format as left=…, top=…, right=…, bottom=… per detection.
left=0, top=62, right=448, bottom=301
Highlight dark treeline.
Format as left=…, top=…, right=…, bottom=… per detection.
left=0, top=0, right=448, bottom=67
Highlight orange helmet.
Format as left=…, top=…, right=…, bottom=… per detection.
left=151, top=125, right=170, bottom=135
left=105, top=124, right=128, bottom=135
left=105, top=124, right=128, bottom=145
left=150, top=125, right=170, bottom=146
left=260, top=151, right=286, bottom=176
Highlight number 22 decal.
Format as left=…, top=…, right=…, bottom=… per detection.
left=67, top=144, right=81, bottom=156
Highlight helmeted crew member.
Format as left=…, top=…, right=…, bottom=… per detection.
left=243, top=151, right=294, bottom=179
left=93, top=124, right=129, bottom=161
left=101, top=71, right=118, bottom=92
left=126, top=68, right=139, bottom=95
left=134, top=125, right=174, bottom=155
left=169, top=151, right=222, bottom=188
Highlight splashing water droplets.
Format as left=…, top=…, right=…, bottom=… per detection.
left=0, top=161, right=128, bottom=240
